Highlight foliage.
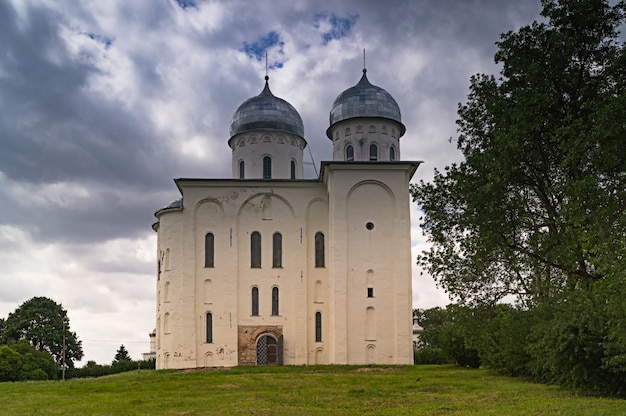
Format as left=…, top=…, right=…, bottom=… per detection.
left=411, top=0, right=626, bottom=395
left=414, top=306, right=481, bottom=368
left=114, top=344, right=131, bottom=363
left=473, top=305, right=534, bottom=377
left=413, top=347, right=450, bottom=365
left=413, top=0, right=626, bottom=307
left=0, top=341, right=57, bottom=382
left=1, top=297, right=83, bottom=369
left=65, top=358, right=155, bottom=379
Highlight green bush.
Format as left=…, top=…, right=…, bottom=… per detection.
left=414, top=347, right=450, bottom=365
left=66, top=358, right=155, bottom=379
left=0, top=341, right=57, bottom=382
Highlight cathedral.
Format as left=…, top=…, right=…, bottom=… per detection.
left=152, top=68, right=421, bottom=369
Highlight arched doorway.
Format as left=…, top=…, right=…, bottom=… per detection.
left=256, top=334, right=283, bottom=365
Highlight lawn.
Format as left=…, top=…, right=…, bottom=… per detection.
left=1, top=365, right=624, bottom=415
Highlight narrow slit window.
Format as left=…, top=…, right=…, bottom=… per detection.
left=252, top=287, right=259, bottom=316
left=206, top=312, right=213, bottom=343
left=273, top=232, right=282, bottom=268
left=315, top=232, right=325, bottom=268
left=389, top=146, right=396, bottom=161
left=315, top=312, right=322, bottom=342
left=263, top=156, right=272, bottom=179
left=346, top=145, right=354, bottom=161
left=271, top=287, right=279, bottom=316
left=251, top=231, right=261, bottom=268
left=239, top=160, right=245, bottom=179
left=369, top=144, right=378, bottom=161
left=290, top=160, right=296, bottom=179
left=205, top=233, right=214, bottom=268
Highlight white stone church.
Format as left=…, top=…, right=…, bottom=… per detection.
left=152, top=69, right=420, bottom=369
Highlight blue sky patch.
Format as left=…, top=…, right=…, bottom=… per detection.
left=240, top=31, right=285, bottom=69
left=313, top=12, right=359, bottom=44
left=84, top=33, right=113, bottom=49
left=175, top=0, right=197, bottom=9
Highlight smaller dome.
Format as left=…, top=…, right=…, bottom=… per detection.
left=327, top=69, right=405, bottom=138
left=229, top=78, right=304, bottom=138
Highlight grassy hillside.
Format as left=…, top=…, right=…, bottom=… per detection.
left=1, top=365, right=625, bottom=415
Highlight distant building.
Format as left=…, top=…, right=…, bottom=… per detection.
left=153, top=69, right=421, bottom=369
left=142, top=329, right=156, bottom=361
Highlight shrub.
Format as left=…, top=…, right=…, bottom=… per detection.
left=414, top=347, right=450, bottom=365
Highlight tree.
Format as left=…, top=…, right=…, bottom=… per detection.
left=0, top=341, right=57, bottom=381
left=114, top=344, right=131, bottom=362
left=411, top=0, right=626, bottom=395
left=2, top=297, right=83, bottom=369
left=412, top=0, right=626, bottom=307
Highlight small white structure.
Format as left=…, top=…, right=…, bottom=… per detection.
left=142, top=329, right=156, bottom=361
left=153, top=70, right=421, bottom=369
left=412, top=317, right=424, bottom=350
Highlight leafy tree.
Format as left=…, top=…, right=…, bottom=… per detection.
left=413, top=306, right=481, bottom=368
left=412, top=0, right=626, bottom=307
left=413, top=307, right=448, bottom=349
left=0, top=341, right=57, bottom=382
left=0, top=346, right=22, bottom=382
left=2, top=297, right=83, bottom=368
left=9, top=339, right=58, bottom=380
left=412, top=0, right=626, bottom=395
left=114, top=344, right=131, bottom=363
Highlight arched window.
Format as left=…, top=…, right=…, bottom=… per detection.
left=204, top=233, right=214, bottom=268
left=315, top=232, right=325, bottom=268
left=164, top=312, right=170, bottom=334
left=272, top=232, right=282, bottom=268
left=315, top=312, right=322, bottom=342
left=271, top=287, right=279, bottom=316
left=345, top=145, right=354, bottom=161
left=251, top=231, right=261, bottom=268
left=239, top=160, right=245, bottom=179
left=263, top=156, right=272, bottom=179
left=204, top=279, right=212, bottom=304
left=290, top=160, right=296, bottom=180
left=366, top=307, right=376, bottom=340
left=390, top=146, right=396, bottom=161
left=206, top=312, right=213, bottom=343
left=251, top=287, right=259, bottom=316
left=369, top=144, right=378, bottom=161
left=164, top=281, right=170, bottom=302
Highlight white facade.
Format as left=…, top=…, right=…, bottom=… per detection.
left=153, top=71, right=421, bottom=368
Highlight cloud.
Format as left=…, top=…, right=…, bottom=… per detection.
left=313, top=12, right=359, bottom=45
left=175, top=0, right=198, bottom=10
left=0, top=0, right=544, bottom=364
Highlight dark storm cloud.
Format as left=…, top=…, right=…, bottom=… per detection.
left=0, top=3, right=173, bottom=188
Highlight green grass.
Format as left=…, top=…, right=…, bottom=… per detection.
left=1, top=365, right=625, bottom=415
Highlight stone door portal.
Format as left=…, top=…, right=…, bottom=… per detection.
left=256, top=334, right=283, bottom=365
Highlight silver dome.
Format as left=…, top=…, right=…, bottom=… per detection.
left=229, top=78, right=304, bottom=138
left=327, top=70, right=405, bottom=138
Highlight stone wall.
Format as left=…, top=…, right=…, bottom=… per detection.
left=238, top=325, right=283, bottom=365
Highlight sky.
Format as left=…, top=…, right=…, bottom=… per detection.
left=0, top=0, right=543, bottom=365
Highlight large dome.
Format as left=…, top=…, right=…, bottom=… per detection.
left=229, top=77, right=304, bottom=138
left=327, top=69, right=405, bottom=138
